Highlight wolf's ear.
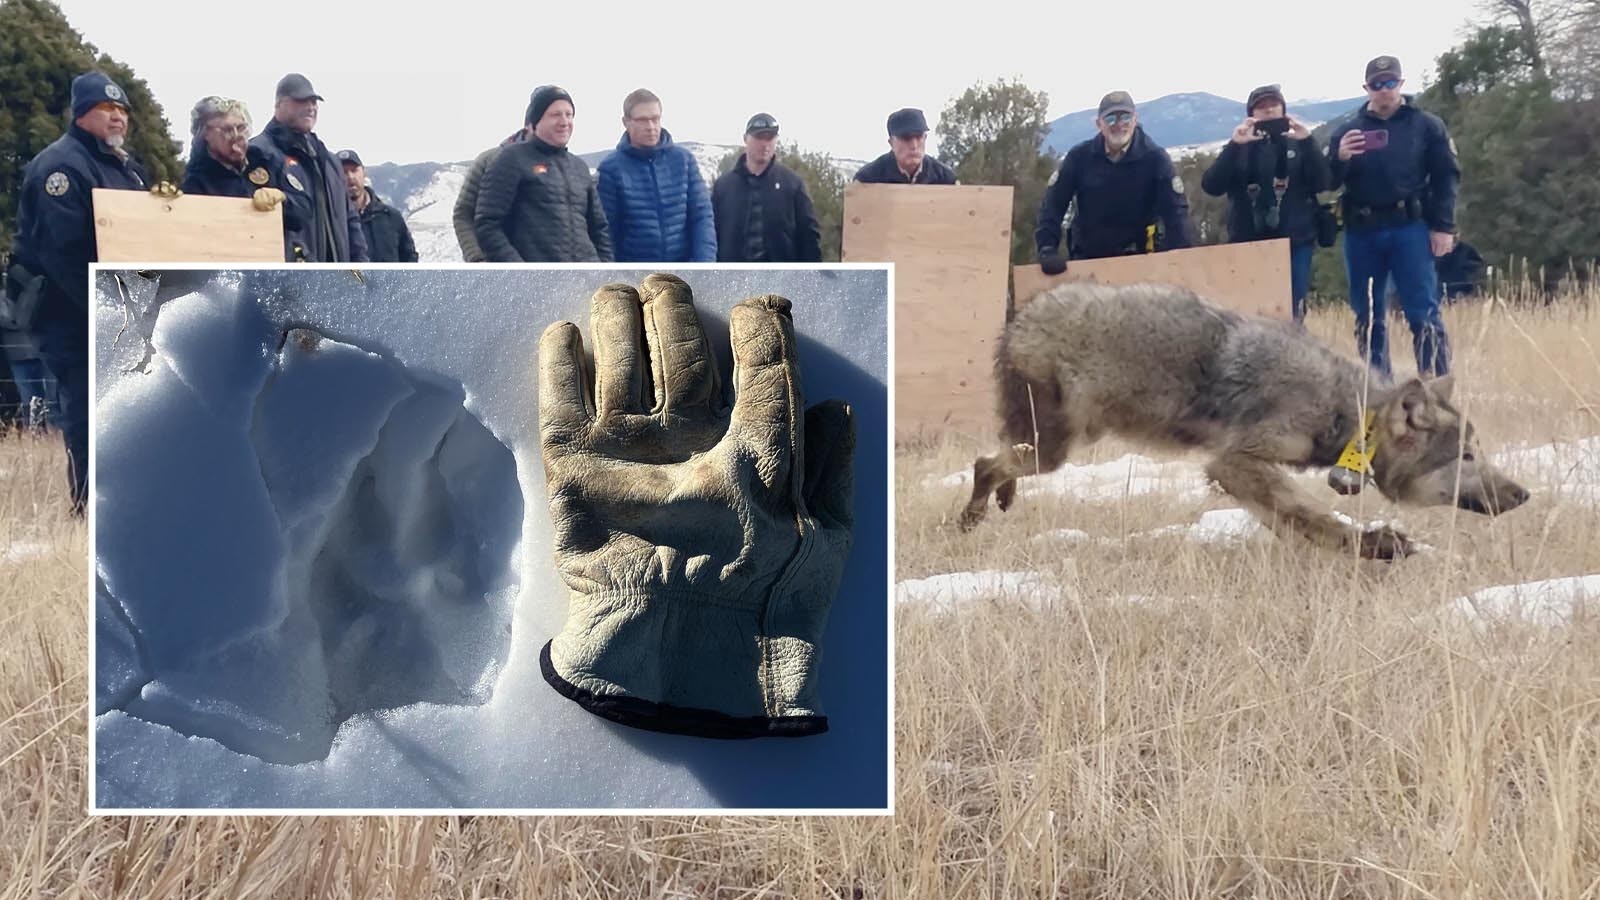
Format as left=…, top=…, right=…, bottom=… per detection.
left=1425, top=373, right=1455, bottom=403
left=1397, top=378, right=1438, bottom=430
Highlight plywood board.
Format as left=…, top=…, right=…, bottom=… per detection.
left=841, top=183, right=1013, bottom=441
left=93, top=189, right=284, bottom=263
left=1012, top=239, right=1293, bottom=317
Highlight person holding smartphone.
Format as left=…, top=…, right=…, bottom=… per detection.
left=1326, top=55, right=1461, bottom=383
left=1201, top=84, right=1329, bottom=322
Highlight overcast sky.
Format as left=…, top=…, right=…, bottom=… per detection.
left=55, top=0, right=1488, bottom=166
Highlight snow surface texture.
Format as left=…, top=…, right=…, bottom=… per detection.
left=1449, top=576, right=1600, bottom=629
left=92, top=267, right=890, bottom=811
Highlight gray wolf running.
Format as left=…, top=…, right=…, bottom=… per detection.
left=958, top=282, right=1529, bottom=559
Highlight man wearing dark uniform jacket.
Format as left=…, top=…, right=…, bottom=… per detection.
left=712, top=113, right=822, bottom=262
left=1327, top=54, right=1460, bottom=380
left=338, top=149, right=418, bottom=262
left=853, top=108, right=958, bottom=185
left=249, top=73, right=368, bottom=263
left=1036, top=91, right=1193, bottom=274
left=5, top=71, right=149, bottom=514
left=180, top=95, right=301, bottom=226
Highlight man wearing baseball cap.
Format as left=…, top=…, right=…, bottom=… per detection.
left=1036, top=90, right=1192, bottom=274
left=1326, top=55, right=1460, bottom=382
left=249, top=73, right=368, bottom=262
left=853, top=107, right=957, bottom=185
left=1201, top=83, right=1329, bottom=322
left=338, top=149, right=417, bottom=262
left=711, top=113, right=822, bottom=262
left=5, top=70, right=150, bottom=515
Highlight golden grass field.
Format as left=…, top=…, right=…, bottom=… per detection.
left=2, top=296, right=1597, bottom=898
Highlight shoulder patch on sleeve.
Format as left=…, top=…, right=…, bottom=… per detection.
left=44, top=171, right=70, bottom=196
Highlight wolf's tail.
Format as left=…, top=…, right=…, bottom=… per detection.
left=993, top=325, right=1063, bottom=447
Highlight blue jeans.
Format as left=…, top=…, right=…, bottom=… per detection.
left=1343, top=220, right=1450, bottom=379
left=1290, top=241, right=1314, bottom=323
left=32, top=299, right=87, bottom=514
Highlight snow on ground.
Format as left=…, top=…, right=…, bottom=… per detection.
left=90, top=267, right=888, bottom=811
left=1494, top=436, right=1600, bottom=505
left=1448, top=575, right=1600, bottom=629
left=934, top=453, right=1214, bottom=504
left=896, top=571, right=1062, bottom=614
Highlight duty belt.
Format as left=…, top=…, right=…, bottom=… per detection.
left=1343, top=195, right=1422, bottom=226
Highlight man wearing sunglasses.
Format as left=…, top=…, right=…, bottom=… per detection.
left=1201, top=84, right=1329, bottom=322
left=6, top=71, right=150, bottom=515
left=180, top=96, right=301, bottom=229
left=1326, top=55, right=1460, bottom=381
left=250, top=73, right=369, bottom=263
left=1035, top=91, right=1192, bottom=274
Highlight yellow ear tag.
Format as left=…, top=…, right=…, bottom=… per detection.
left=1335, top=411, right=1378, bottom=474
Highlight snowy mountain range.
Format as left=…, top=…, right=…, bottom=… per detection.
left=1043, top=91, right=1364, bottom=152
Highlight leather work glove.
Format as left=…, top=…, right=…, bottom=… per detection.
left=252, top=187, right=286, bottom=212
left=537, top=274, right=856, bottom=738
left=1039, top=251, right=1068, bottom=276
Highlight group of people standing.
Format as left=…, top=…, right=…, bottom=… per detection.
left=3, top=54, right=1464, bottom=514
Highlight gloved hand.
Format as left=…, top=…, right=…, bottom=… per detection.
left=1039, top=251, right=1068, bottom=276
left=537, top=274, right=856, bottom=738
left=149, top=181, right=182, bottom=199
left=252, top=187, right=286, bottom=212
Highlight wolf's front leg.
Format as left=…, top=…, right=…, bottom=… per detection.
left=1204, top=454, right=1413, bottom=560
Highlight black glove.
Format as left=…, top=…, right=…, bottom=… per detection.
left=1039, top=251, right=1067, bottom=276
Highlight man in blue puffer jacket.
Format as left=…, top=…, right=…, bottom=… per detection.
left=597, top=89, right=716, bottom=263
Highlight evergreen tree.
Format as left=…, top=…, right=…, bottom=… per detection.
left=1, top=0, right=181, bottom=251
left=935, top=78, right=1057, bottom=264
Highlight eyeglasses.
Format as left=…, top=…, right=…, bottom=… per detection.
left=1102, top=112, right=1133, bottom=125
left=1367, top=78, right=1400, bottom=91
left=208, top=123, right=250, bottom=138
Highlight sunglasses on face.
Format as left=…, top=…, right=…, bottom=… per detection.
left=1102, top=112, right=1133, bottom=125
left=1368, top=79, right=1400, bottom=91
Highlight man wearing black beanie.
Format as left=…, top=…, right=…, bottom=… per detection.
left=474, top=85, right=612, bottom=262
left=6, top=70, right=149, bottom=515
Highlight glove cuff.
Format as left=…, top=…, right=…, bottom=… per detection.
left=540, top=640, right=827, bottom=739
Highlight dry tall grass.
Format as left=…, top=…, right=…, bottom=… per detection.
left=2, top=296, right=1597, bottom=898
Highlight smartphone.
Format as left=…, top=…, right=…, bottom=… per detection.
left=1254, top=117, right=1291, bottom=138
left=1360, top=129, right=1390, bottom=150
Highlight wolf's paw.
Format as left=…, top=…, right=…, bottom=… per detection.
left=957, top=505, right=987, bottom=532
left=1357, top=524, right=1414, bottom=561
left=996, top=480, right=1018, bottom=512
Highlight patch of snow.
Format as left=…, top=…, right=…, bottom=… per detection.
left=896, top=570, right=1062, bottom=614
left=934, top=453, right=1213, bottom=504
left=1494, top=437, right=1600, bottom=505
left=1449, top=575, right=1600, bottom=629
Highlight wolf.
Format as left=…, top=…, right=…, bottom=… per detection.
left=958, top=282, right=1529, bottom=559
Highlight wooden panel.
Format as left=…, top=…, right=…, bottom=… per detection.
left=1012, top=239, right=1293, bottom=317
left=841, top=183, right=1013, bottom=441
left=92, top=189, right=284, bottom=263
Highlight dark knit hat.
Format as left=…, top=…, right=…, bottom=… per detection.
left=1246, top=84, right=1285, bottom=115
left=526, top=85, right=574, bottom=126
left=72, top=71, right=130, bottom=120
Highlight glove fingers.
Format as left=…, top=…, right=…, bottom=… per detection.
left=589, top=283, right=646, bottom=416
left=639, top=273, right=719, bottom=415
left=803, top=399, right=855, bottom=530
left=538, top=321, right=594, bottom=432
left=729, top=294, right=800, bottom=464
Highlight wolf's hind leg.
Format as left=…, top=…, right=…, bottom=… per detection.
left=960, top=443, right=1030, bottom=530
left=1203, top=454, right=1413, bottom=560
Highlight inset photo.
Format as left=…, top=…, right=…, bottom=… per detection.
left=88, top=264, right=889, bottom=814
